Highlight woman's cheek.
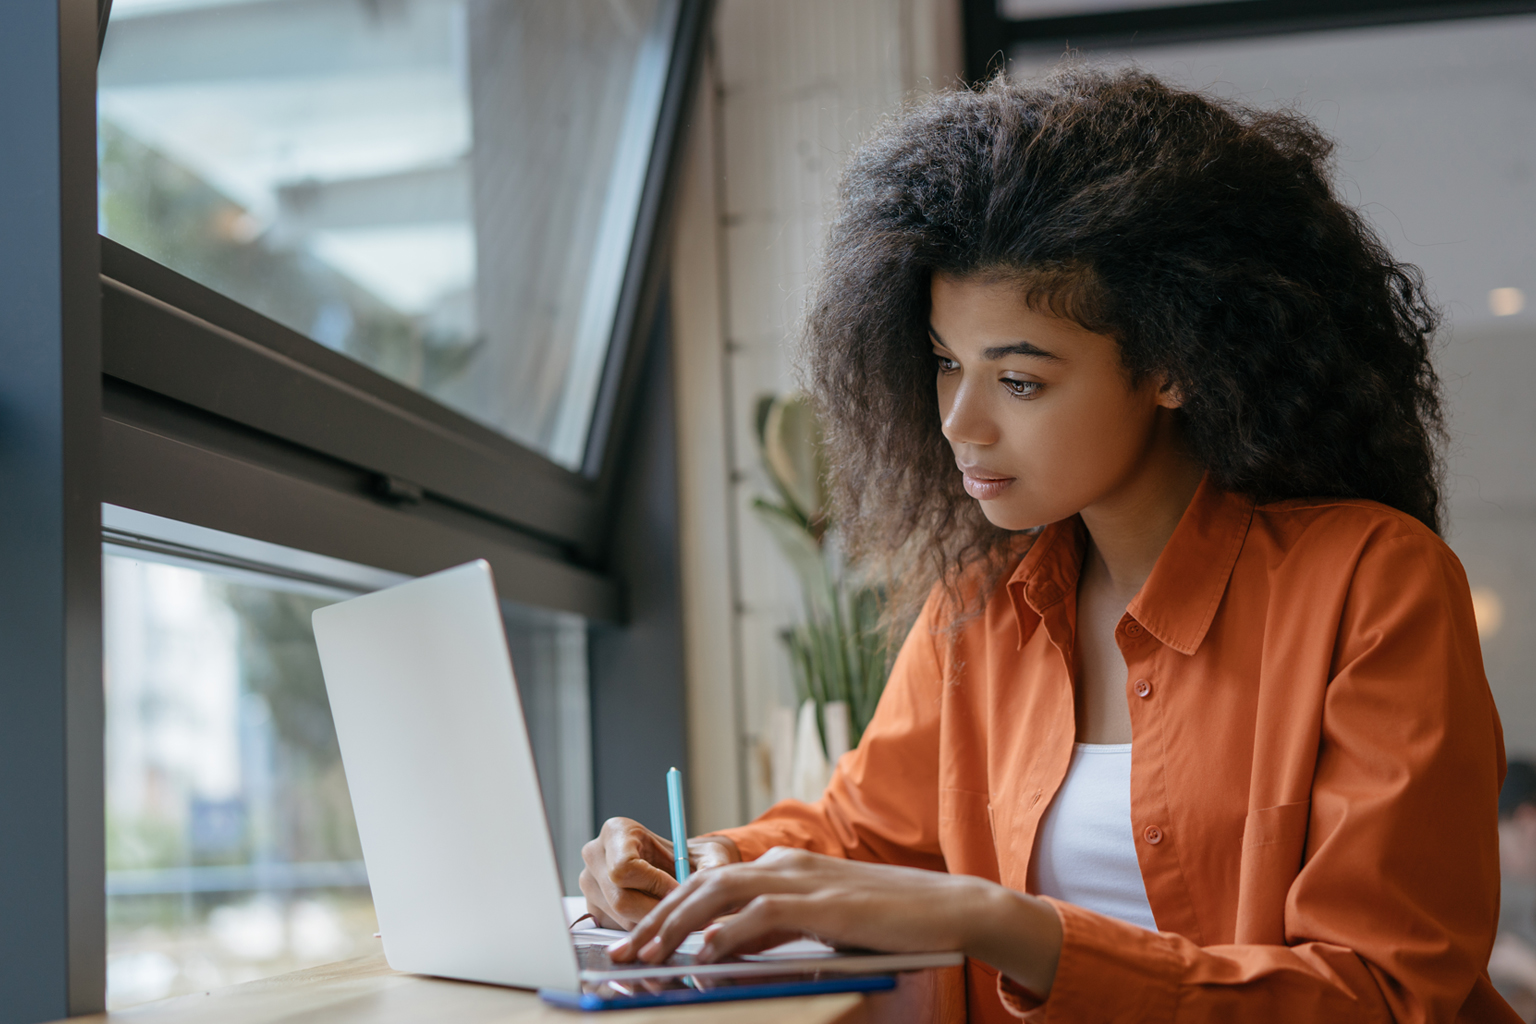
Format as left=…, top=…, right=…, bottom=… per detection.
left=993, top=422, right=1096, bottom=528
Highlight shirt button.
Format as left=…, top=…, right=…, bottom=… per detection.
left=1143, top=825, right=1164, bottom=845
left=1124, top=622, right=1144, bottom=638
left=1134, top=679, right=1152, bottom=698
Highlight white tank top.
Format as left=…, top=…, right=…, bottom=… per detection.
left=1031, top=743, right=1158, bottom=931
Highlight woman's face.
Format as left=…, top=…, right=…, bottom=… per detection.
left=930, top=272, right=1183, bottom=532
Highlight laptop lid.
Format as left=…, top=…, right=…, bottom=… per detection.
left=312, top=560, right=580, bottom=991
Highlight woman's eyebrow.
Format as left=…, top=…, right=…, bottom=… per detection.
left=982, top=341, right=1061, bottom=361
left=928, top=325, right=1060, bottom=361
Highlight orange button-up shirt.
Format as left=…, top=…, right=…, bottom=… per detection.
left=716, top=480, right=1515, bottom=1023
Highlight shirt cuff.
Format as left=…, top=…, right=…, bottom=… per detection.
left=995, top=898, right=1182, bottom=1022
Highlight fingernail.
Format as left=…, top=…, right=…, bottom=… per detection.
left=697, top=943, right=717, bottom=964
left=640, top=938, right=662, bottom=962
left=607, top=938, right=629, bottom=958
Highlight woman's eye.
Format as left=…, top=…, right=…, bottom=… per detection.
left=1002, top=378, right=1042, bottom=398
left=934, top=355, right=959, bottom=373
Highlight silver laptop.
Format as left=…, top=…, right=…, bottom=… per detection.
left=312, top=561, right=961, bottom=1003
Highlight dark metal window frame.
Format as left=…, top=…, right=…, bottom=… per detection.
left=964, top=0, right=1536, bottom=75
left=95, top=0, right=714, bottom=619
left=2, top=1, right=104, bottom=1020
left=0, top=0, right=711, bottom=1020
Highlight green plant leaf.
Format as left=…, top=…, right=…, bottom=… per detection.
left=751, top=498, right=832, bottom=611
left=754, top=393, right=892, bottom=756
left=760, top=394, right=828, bottom=528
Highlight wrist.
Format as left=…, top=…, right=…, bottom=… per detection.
left=689, top=835, right=741, bottom=865
left=959, top=881, right=1063, bottom=998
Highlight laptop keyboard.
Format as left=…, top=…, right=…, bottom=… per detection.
left=575, top=941, right=700, bottom=972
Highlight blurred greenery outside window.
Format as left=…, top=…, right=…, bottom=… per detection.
left=102, top=548, right=592, bottom=1009
left=103, top=555, right=371, bottom=1009
left=98, top=0, right=678, bottom=469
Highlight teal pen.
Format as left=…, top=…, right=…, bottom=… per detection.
left=666, top=766, right=690, bottom=882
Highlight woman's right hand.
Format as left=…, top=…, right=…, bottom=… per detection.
left=579, top=817, right=740, bottom=929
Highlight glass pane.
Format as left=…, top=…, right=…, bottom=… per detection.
left=103, top=555, right=372, bottom=1008
left=104, top=551, right=592, bottom=1007
left=98, top=0, right=679, bottom=469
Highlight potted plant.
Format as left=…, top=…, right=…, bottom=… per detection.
left=751, top=393, right=890, bottom=802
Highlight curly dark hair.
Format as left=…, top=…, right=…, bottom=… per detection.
left=802, top=66, right=1445, bottom=621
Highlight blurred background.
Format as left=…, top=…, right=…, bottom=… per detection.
left=86, top=0, right=1536, bottom=1013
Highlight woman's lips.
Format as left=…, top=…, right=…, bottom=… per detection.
left=961, top=470, right=1015, bottom=500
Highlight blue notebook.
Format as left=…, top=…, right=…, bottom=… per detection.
left=540, top=971, right=896, bottom=1010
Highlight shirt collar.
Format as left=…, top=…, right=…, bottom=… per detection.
left=1006, top=476, right=1255, bottom=655
left=1127, top=477, right=1255, bottom=655
left=1006, top=517, right=1084, bottom=650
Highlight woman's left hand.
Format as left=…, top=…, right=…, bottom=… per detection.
left=604, top=846, right=1064, bottom=996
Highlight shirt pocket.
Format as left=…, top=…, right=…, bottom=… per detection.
left=1235, top=800, right=1311, bottom=944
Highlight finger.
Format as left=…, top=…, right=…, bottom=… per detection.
left=609, top=821, right=673, bottom=871
left=608, top=852, right=677, bottom=895
left=578, top=868, right=622, bottom=931
left=689, top=838, right=738, bottom=872
left=696, top=893, right=818, bottom=963
left=699, top=917, right=807, bottom=961
left=636, top=864, right=793, bottom=963
left=580, top=838, right=623, bottom=928
left=615, top=853, right=824, bottom=963
left=594, top=878, right=667, bottom=932
left=594, top=839, right=677, bottom=927
left=600, top=859, right=676, bottom=929
left=608, top=868, right=713, bottom=961
left=596, top=827, right=680, bottom=927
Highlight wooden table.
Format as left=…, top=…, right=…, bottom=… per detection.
left=62, top=954, right=956, bottom=1024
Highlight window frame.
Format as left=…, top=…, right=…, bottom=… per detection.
left=1, top=0, right=104, bottom=1018
left=95, top=0, right=714, bottom=615
left=963, top=0, right=1536, bottom=75
left=0, top=0, right=709, bottom=1017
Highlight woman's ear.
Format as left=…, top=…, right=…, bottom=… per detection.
left=1155, top=376, right=1185, bottom=410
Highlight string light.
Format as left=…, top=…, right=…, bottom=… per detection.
left=1489, top=288, right=1526, bottom=317
left=1470, top=586, right=1505, bottom=639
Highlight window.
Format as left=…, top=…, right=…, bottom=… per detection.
left=101, top=508, right=593, bottom=1008
left=960, top=0, right=1517, bottom=77
left=3, top=0, right=690, bottom=1011
left=100, top=0, right=682, bottom=470
left=103, top=554, right=371, bottom=1007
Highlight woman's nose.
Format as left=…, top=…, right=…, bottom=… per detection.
left=941, top=378, right=999, bottom=447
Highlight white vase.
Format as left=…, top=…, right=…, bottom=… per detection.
left=789, top=699, right=831, bottom=803
left=769, top=704, right=796, bottom=803
left=823, top=700, right=851, bottom=765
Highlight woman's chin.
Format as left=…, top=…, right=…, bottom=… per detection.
left=975, top=499, right=1052, bottom=533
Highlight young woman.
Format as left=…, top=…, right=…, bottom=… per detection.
left=580, top=69, right=1514, bottom=1022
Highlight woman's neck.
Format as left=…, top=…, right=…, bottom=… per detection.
left=1078, top=441, right=1205, bottom=602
